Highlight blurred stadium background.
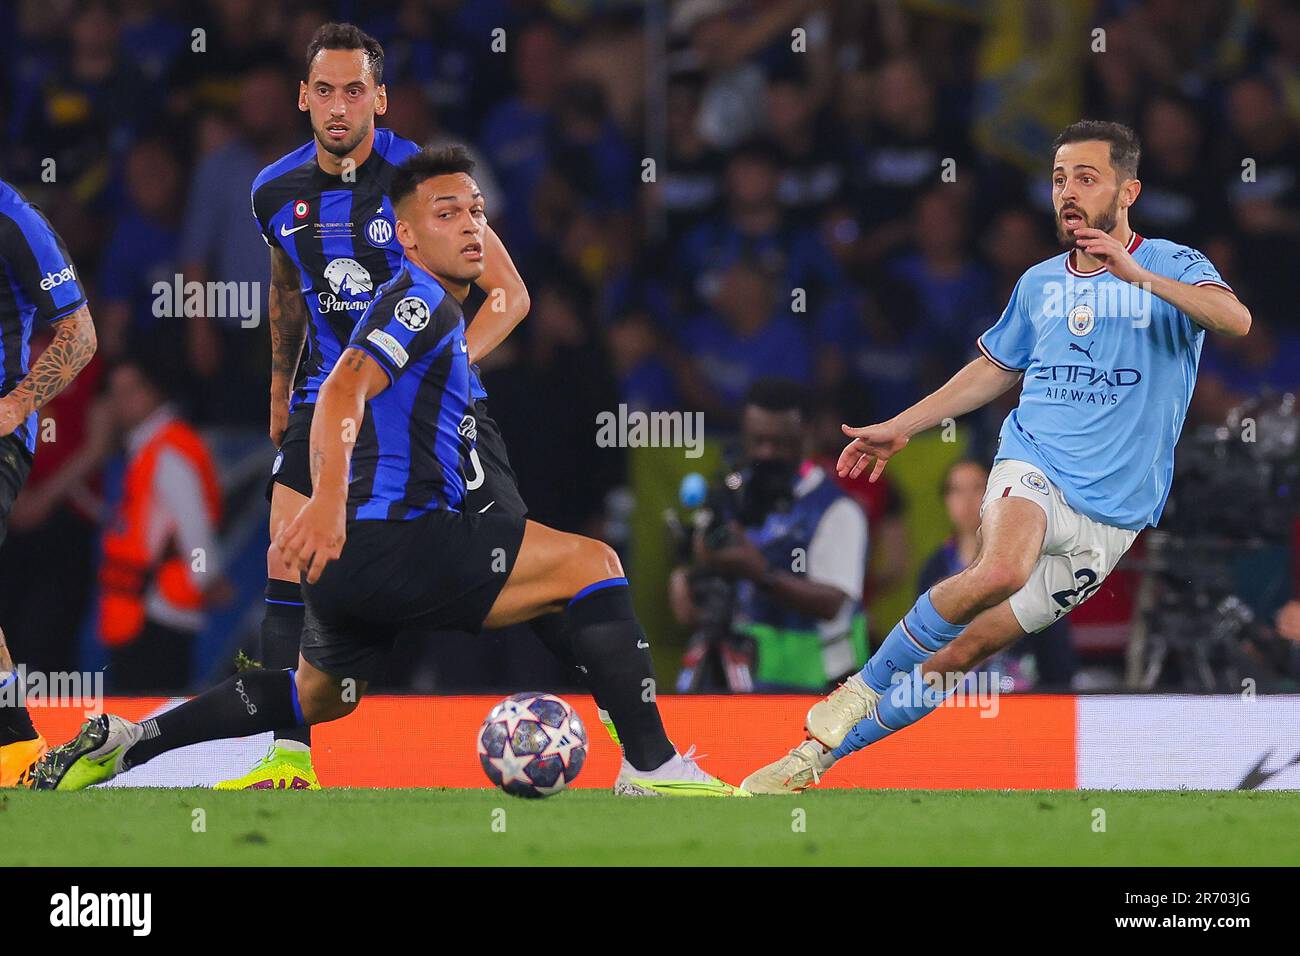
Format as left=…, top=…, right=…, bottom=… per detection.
left=2, top=0, right=1298, bottom=716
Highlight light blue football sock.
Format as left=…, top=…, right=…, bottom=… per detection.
left=830, top=590, right=967, bottom=760
left=859, top=589, right=966, bottom=694
left=832, top=667, right=952, bottom=758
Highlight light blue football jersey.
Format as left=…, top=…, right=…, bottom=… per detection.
left=978, top=233, right=1232, bottom=531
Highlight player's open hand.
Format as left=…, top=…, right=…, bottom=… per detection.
left=275, top=497, right=346, bottom=584
left=1073, top=228, right=1147, bottom=284
left=837, top=420, right=908, bottom=482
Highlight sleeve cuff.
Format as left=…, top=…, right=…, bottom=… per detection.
left=349, top=343, right=397, bottom=385
left=977, top=336, right=1025, bottom=373
left=42, top=297, right=88, bottom=323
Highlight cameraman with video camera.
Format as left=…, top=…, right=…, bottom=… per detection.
left=668, top=379, right=869, bottom=692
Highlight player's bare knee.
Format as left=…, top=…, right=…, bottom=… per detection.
left=579, top=537, right=623, bottom=582
left=967, top=558, right=1033, bottom=605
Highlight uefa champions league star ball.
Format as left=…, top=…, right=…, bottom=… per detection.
left=477, top=692, right=588, bottom=798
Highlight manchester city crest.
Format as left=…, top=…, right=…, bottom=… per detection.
left=1020, top=472, right=1050, bottom=494
left=1068, top=303, right=1095, bottom=336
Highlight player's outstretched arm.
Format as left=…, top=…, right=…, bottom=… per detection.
left=839, top=356, right=1021, bottom=481
left=268, top=246, right=309, bottom=446
left=277, top=347, right=388, bottom=583
left=465, top=224, right=530, bottom=364
left=0, top=304, right=96, bottom=438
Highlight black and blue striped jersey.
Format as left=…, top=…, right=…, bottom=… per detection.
left=251, top=129, right=488, bottom=412
left=0, top=180, right=87, bottom=453
left=345, top=256, right=472, bottom=521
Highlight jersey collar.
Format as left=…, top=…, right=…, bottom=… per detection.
left=311, top=136, right=382, bottom=185
left=1066, top=231, right=1143, bottom=277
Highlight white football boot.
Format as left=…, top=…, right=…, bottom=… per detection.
left=741, top=739, right=838, bottom=794
left=804, top=673, right=881, bottom=749
left=613, top=745, right=749, bottom=797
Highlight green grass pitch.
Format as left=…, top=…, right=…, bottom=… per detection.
left=5, top=789, right=1298, bottom=866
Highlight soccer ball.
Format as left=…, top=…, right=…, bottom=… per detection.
left=477, top=692, right=588, bottom=798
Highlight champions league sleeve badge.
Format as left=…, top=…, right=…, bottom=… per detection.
left=394, top=296, right=431, bottom=331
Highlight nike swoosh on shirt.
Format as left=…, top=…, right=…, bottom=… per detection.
left=478, top=501, right=496, bottom=513
left=280, top=223, right=310, bottom=237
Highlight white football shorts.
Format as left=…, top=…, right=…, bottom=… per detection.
left=980, top=458, right=1139, bottom=634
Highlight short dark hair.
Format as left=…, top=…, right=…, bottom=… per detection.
left=1051, top=120, right=1141, bottom=180
left=114, top=346, right=181, bottom=403
left=306, top=22, right=384, bottom=85
left=390, top=146, right=477, bottom=208
left=744, top=377, right=808, bottom=418
left=940, top=457, right=989, bottom=497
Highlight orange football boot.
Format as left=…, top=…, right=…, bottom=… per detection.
left=0, top=735, right=48, bottom=788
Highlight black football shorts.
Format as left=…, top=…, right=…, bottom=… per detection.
left=300, top=507, right=527, bottom=683
left=266, top=403, right=315, bottom=501
left=0, top=434, right=33, bottom=549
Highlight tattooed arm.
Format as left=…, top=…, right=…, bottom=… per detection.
left=268, top=246, right=309, bottom=446
left=275, top=347, right=388, bottom=583
left=0, top=304, right=97, bottom=438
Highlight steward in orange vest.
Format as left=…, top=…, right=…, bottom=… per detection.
left=99, top=408, right=222, bottom=649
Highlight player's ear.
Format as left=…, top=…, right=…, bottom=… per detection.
left=1122, top=177, right=1141, bottom=208
left=395, top=216, right=415, bottom=250
left=373, top=84, right=388, bottom=116
left=298, top=81, right=309, bottom=113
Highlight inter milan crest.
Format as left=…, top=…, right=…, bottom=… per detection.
left=1068, top=303, right=1095, bottom=336
left=394, top=296, right=431, bottom=331
left=366, top=215, right=394, bottom=247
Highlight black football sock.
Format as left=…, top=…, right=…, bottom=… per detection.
left=563, top=580, right=673, bottom=771
left=0, top=669, right=39, bottom=745
left=124, top=669, right=304, bottom=769
left=529, top=612, right=609, bottom=708
left=262, top=580, right=311, bottom=748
